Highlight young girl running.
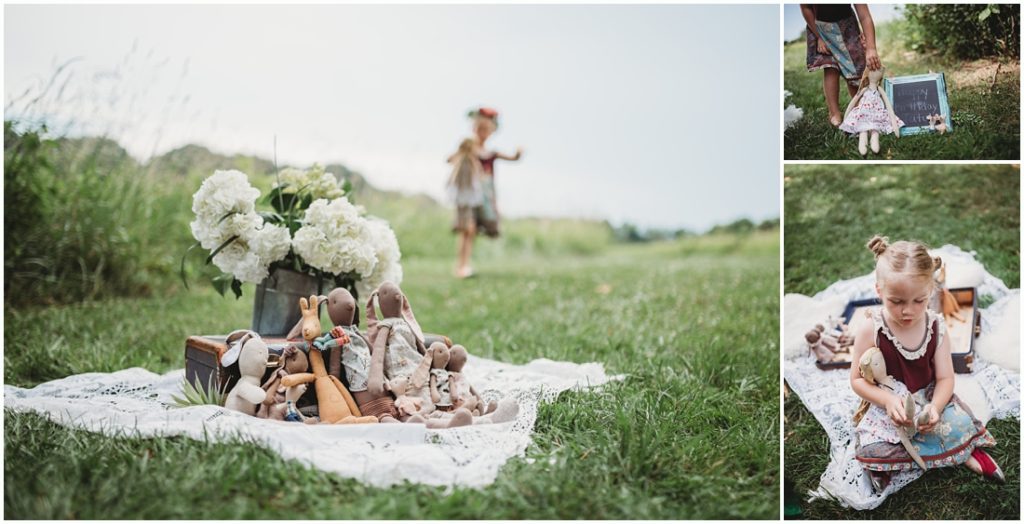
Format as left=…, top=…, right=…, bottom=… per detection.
left=800, top=4, right=882, bottom=127
left=850, top=236, right=1002, bottom=491
left=447, top=107, right=522, bottom=279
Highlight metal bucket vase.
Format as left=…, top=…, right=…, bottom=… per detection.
left=251, top=269, right=323, bottom=337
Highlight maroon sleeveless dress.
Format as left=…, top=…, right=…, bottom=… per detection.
left=855, top=309, right=995, bottom=472
left=875, top=311, right=938, bottom=394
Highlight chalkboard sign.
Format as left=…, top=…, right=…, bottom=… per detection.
left=884, top=73, right=952, bottom=135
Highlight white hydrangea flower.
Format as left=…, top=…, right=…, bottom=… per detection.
left=357, top=217, right=403, bottom=298
left=190, top=170, right=292, bottom=283
left=191, top=169, right=260, bottom=222
left=211, top=242, right=269, bottom=283
left=275, top=164, right=345, bottom=200
left=292, top=198, right=377, bottom=277
left=249, top=223, right=292, bottom=265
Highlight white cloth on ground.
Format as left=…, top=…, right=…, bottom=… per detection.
left=784, top=245, right=1019, bottom=510
left=5, top=354, right=621, bottom=489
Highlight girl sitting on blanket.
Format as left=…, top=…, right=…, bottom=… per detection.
left=850, top=235, right=1002, bottom=491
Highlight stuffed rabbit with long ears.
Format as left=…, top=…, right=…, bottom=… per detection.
left=224, top=337, right=269, bottom=415
left=365, top=282, right=428, bottom=398
left=840, top=67, right=904, bottom=157
left=320, top=286, right=401, bottom=422
left=855, top=347, right=930, bottom=470
left=281, top=296, right=377, bottom=424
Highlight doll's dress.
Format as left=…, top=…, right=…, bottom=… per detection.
left=431, top=368, right=453, bottom=408
left=854, top=309, right=995, bottom=472
left=313, top=326, right=372, bottom=391
left=839, top=88, right=904, bottom=135
left=377, top=317, right=425, bottom=381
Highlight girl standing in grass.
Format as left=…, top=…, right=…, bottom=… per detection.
left=850, top=236, right=1002, bottom=491
left=447, top=107, right=522, bottom=279
left=801, top=4, right=882, bottom=126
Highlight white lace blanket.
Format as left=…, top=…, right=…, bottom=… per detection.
left=4, top=354, right=620, bottom=489
left=784, top=245, right=1020, bottom=510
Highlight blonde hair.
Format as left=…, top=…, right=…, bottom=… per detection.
left=866, top=235, right=942, bottom=286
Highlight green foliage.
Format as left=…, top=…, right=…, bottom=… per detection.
left=5, top=239, right=779, bottom=519
left=4, top=122, right=201, bottom=306
left=171, top=375, right=227, bottom=407
left=784, top=164, right=1019, bottom=296
left=902, top=4, right=1020, bottom=60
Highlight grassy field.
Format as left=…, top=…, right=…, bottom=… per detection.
left=783, top=20, right=1020, bottom=160
left=783, top=165, right=1020, bottom=519
left=5, top=231, right=780, bottom=519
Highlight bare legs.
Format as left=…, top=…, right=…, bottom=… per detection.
left=823, top=68, right=858, bottom=126
left=456, top=226, right=475, bottom=278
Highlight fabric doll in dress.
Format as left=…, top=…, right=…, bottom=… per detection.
left=314, top=286, right=401, bottom=423
left=850, top=235, right=1002, bottom=491
left=839, top=67, right=904, bottom=157
left=447, top=344, right=496, bottom=416
left=365, top=281, right=429, bottom=398
left=387, top=345, right=474, bottom=429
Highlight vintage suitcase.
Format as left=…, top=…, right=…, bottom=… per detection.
left=184, top=333, right=454, bottom=397
left=823, top=290, right=981, bottom=373
left=945, top=287, right=981, bottom=373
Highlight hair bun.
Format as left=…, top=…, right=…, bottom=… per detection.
left=866, top=235, right=889, bottom=258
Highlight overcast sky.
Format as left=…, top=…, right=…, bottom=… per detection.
left=6, top=4, right=780, bottom=231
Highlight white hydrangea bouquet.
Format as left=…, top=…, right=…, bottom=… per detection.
left=184, top=165, right=402, bottom=300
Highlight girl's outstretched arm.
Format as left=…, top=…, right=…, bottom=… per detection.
left=494, top=148, right=523, bottom=161
left=850, top=318, right=909, bottom=426
left=920, top=325, right=954, bottom=432
left=854, top=4, right=881, bottom=69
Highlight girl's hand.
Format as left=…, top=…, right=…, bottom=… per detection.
left=513, top=148, right=523, bottom=161
left=816, top=38, right=830, bottom=55
left=865, top=47, right=882, bottom=70
left=917, top=404, right=941, bottom=433
left=884, top=394, right=909, bottom=426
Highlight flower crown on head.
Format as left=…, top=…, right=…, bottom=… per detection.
left=468, top=107, right=500, bottom=127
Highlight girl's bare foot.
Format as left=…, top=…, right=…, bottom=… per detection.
left=455, top=266, right=475, bottom=279
left=829, top=113, right=842, bottom=127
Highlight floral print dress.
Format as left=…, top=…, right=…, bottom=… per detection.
left=855, top=309, right=995, bottom=472
left=839, top=88, right=904, bottom=135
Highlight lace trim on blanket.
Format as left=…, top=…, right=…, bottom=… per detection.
left=873, top=309, right=942, bottom=361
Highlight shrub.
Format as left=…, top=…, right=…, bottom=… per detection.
left=901, top=4, right=1020, bottom=60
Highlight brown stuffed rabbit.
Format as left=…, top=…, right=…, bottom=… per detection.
left=281, top=296, right=377, bottom=424
left=257, top=346, right=309, bottom=420
left=365, top=282, right=428, bottom=398
left=320, top=287, right=400, bottom=423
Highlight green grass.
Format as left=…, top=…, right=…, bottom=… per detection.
left=5, top=232, right=780, bottom=519
left=784, top=20, right=1020, bottom=160
left=783, top=165, right=1020, bottom=519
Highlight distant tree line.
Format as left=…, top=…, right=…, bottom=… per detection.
left=609, top=217, right=779, bottom=243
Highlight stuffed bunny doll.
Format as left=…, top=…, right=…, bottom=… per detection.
left=256, top=345, right=309, bottom=420
left=313, top=287, right=401, bottom=423
left=446, top=344, right=496, bottom=416
left=281, top=296, right=377, bottom=424
left=364, top=282, right=428, bottom=398
left=389, top=372, right=474, bottom=429
left=839, top=67, right=904, bottom=157
left=854, top=347, right=930, bottom=470
left=224, top=337, right=269, bottom=415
